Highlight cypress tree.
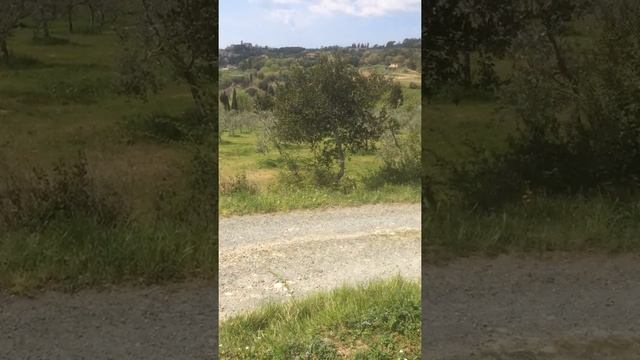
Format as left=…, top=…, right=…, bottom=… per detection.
left=219, top=91, right=230, bottom=111
left=231, top=88, right=238, bottom=111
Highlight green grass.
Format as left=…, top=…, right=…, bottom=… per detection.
left=424, top=195, right=640, bottom=262
left=219, top=276, right=421, bottom=360
left=0, top=221, right=215, bottom=294
left=221, top=183, right=419, bottom=216
left=0, top=24, right=214, bottom=292
left=1, top=27, right=193, bottom=216
left=219, top=132, right=420, bottom=216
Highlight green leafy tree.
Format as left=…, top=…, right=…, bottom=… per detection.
left=0, top=0, right=33, bottom=64
left=116, top=0, right=217, bottom=219
left=255, top=92, right=274, bottom=111
left=274, top=54, right=389, bottom=182
left=388, top=82, right=404, bottom=109
left=117, top=0, right=217, bottom=118
left=64, top=0, right=81, bottom=33
left=424, top=0, right=523, bottom=92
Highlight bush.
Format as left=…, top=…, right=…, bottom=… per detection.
left=445, top=10, right=640, bottom=209
left=373, top=130, right=421, bottom=185
left=0, top=154, right=129, bottom=231
left=255, top=129, right=270, bottom=153
left=220, top=173, right=258, bottom=195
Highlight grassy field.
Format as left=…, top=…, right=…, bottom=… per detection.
left=0, top=23, right=215, bottom=293
left=219, top=131, right=420, bottom=215
left=219, top=67, right=421, bottom=216
left=219, top=276, right=421, bottom=360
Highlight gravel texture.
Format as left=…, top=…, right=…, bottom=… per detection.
left=0, top=281, right=216, bottom=360
left=219, top=203, right=421, bottom=319
left=424, top=254, right=640, bottom=359
left=219, top=203, right=421, bottom=248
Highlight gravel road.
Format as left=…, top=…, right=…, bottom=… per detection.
left=0, top=281, right=216, bottom=360
left=219, top=203, right=421, bottom=248
left=219, top=203, right=421, bottom=319
left=425, top=254, right=640, bottom=359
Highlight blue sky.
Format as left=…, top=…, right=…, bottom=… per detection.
left=220, top=0, right=421, bottom=48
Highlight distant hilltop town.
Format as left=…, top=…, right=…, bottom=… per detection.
left=219, top=38, right=420, bottom=67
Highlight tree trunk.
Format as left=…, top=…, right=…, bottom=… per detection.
left=335, top=138, right=345, bottom=183
left=97, top=10, right=105, bottom=27
left=189, top=84, right=208, bottom=118
left=463, top=50, right=472, bottom=88
left=1, top=39, right=10, bottom=64
left=43, top=21, right=50, bottom=38
left=183, top=71, right=211, bottom=119
left=68, top=5, right=74, bottom=33
left=462, top=17, right=473, bottom=88
left=89, top=5, right=95, bottom=28
left=545, top=31, right=579, bottom=95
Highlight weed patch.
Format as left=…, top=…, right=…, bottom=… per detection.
left=219, top=277, right=420, bottom=360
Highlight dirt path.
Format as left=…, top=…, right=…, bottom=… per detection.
left=0, top=281, right=216, bottom=360
left=425, top=254, right=640, bottom=359
left=219, top=203, right=421, bottom=320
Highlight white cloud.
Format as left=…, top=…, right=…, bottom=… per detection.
left=267, top=8, right=298, bottom=26
left=309, top=0, right=419, bottom=17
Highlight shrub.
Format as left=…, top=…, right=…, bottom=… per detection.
left=0, top=153, right=129, bottom=231
left=255, top=129, right=270, bottom=153
left=220, top=173, right=258, bottom=195
left=445, top=7, right=640, bottom=209
left=373, top=129, right=421, bottom=185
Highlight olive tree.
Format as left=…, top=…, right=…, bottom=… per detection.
left=118, top=0, right=217, bottom=118
left=32, top=0, right=58, bottom=39
left=0, top=0, right=32, bottom=63
left=117, top=0, right=217, bottom=217
left=274, top=54, right=389, bottom=182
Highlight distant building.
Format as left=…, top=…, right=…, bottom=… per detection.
left=388, top=63, right=399, bottom=69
